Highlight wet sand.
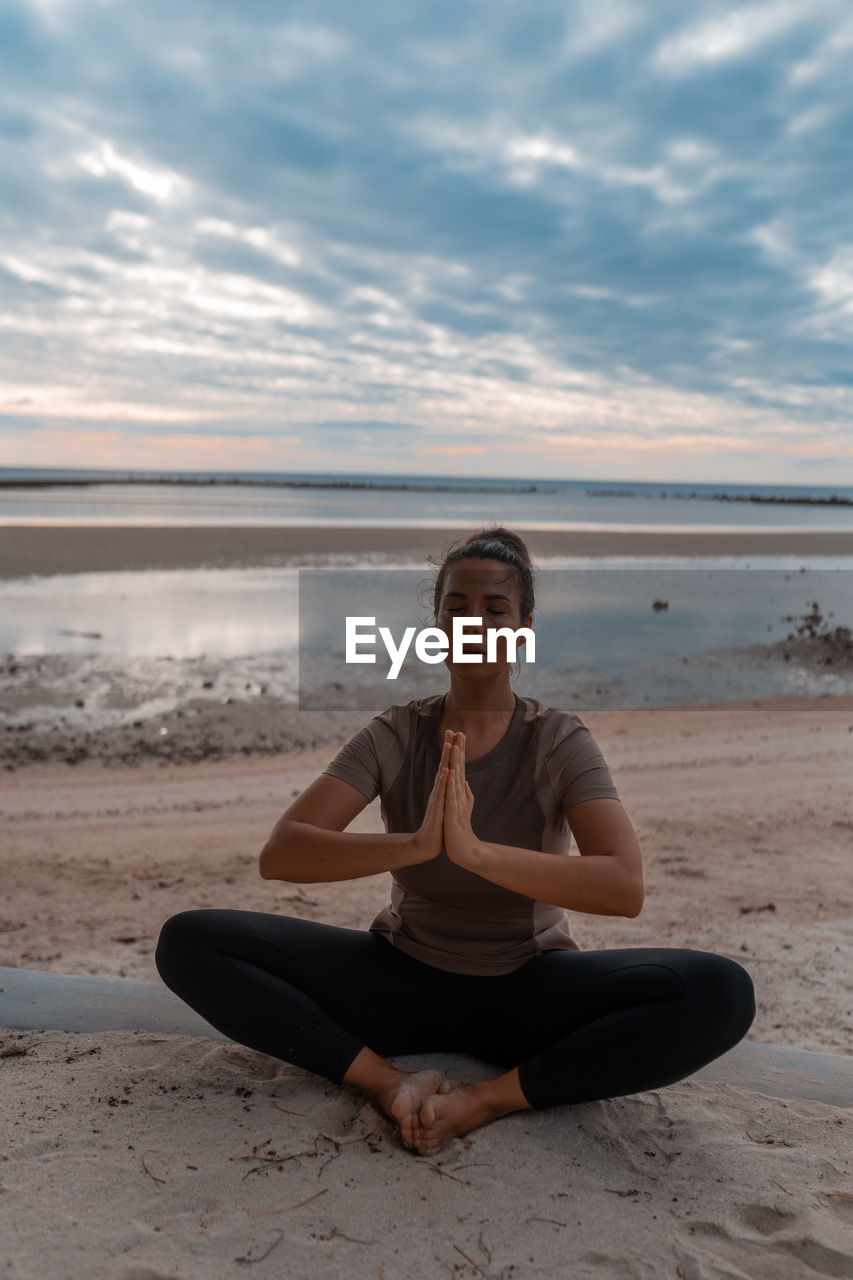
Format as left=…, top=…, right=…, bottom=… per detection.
left=3, top=522, right=853, bottom=577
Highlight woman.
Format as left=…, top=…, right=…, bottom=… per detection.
left=155, top=527, right=755, bottom=1157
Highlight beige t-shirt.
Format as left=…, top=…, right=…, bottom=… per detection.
left=322, top=691, right=620, bottom=976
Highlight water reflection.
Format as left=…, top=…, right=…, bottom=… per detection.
left=0, top=567, right=299, bottom=658
left=1, top=561, right=851, bottom=721
left=298, top=562, right=853, bottom=709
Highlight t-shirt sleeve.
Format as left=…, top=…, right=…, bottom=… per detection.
left=547, top=715, right=620, bottom=812
left=322, top=723, right=382, bottom=802
left=321, top=708, right=397, bottom=802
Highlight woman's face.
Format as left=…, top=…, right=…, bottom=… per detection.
left=435, top=557, right=532, bottom=677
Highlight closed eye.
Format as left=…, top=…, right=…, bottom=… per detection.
left=446, top=607, right=506, bottom=615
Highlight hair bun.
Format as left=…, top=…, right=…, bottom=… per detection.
left=463, top=526, right=532, bottom=566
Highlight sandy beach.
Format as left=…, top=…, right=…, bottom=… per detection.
left=2, top=525, right=852, bottom=1278
left=4, top=522, right=853, bottom=578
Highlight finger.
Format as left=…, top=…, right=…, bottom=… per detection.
left=430, top=770, right=450, bottom=815
left=447, top=767, right=465, bottom=807
left=425, top=776, right=448, bottom=830
left=455, top=734, right=466, bottom=770
left=432, top=748, right=450, bottom=789
left=444, top=764, right=457, bottom=804
left=429, top=773, right=447, bottom=810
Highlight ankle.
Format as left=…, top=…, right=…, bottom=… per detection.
left=343, top=1047, right=405, bottom=1101
left=478, top=1069, right=531, bottom=1120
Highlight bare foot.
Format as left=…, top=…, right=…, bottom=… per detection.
left=411, top=1082, right=501, bottom=1157
left=376, top=1069, right=450, bottom=1150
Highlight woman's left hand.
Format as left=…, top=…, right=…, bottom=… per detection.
left=442, top=731, right=481, bottom=869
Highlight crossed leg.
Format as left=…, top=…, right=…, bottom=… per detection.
left=394, top=946, right=755, bottom=1155
left=155, top=911, right=755, bottom=1157
left=155, top=910, right=471, bottom=1151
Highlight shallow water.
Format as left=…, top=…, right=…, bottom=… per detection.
left=0, top=567, right=299, bottom=659
left=3, top=475, right=853, bottom=531
left=1, top=557, right=850, bottom=659
left=1, top=557, right=850, bottom=722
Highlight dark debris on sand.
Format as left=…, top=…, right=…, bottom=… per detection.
left=776, top=602, right=853, bottom=671
left=0, top=696, right=365, bottom=771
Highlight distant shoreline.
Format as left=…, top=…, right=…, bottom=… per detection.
left=1, top=475, right=551, bottom=496
left=1, top=474, right=852, bottom=506
left=585, top=488, right=853, bottom=507
left=3, top=523, right=853, bottom=578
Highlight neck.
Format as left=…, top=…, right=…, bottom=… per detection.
left=443, top=675, right=516, bottom=730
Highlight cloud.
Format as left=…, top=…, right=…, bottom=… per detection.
left=0, top=0, right=851, bottom=481
left=653, top=2, right=826, bottom=74
left=74, top=139, right=190, bottom=202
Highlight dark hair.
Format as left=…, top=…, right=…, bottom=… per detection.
left=429, top=526, right=536, bottom=620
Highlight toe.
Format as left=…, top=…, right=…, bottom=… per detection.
left=390, top=1092, right=409, bottom=1121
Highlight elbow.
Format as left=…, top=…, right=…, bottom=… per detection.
left=258, top=818, right=297, bottom=881
left=258, top=843, right=276, bottom=879
left=623, top=881, right=645, bottom=918
left=609, top=866, right=644, bottom=918
left=259, top=842, right=294, bottom=881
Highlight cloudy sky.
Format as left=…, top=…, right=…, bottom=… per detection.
left=1, top=0, right=852, bottom=484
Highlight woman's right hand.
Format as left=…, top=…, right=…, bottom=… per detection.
left=408, top=736, right=451, bottom=864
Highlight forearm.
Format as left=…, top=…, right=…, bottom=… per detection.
left=259, top=817, right=418, bottom=883
left=469, top=840, right=644, bottom=917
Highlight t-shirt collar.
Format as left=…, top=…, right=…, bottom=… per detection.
left=432, top=691, right=524, bottom=773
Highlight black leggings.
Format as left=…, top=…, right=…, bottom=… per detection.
left=154, top=910, right=755, bottom=1111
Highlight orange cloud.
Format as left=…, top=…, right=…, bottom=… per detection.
left=414, top=444, right=488, bottom=458
left=0, top=428, right=302, bottom=472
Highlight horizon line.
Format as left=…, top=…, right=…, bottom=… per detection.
left=2, top=464, right=853, bottom=495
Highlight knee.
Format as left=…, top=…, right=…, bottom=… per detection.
left=154, top=909, right=215, bottom=985
left=692, top=952, right=756, bottom=1043
left=727, top=956, right=756, bottom=1036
